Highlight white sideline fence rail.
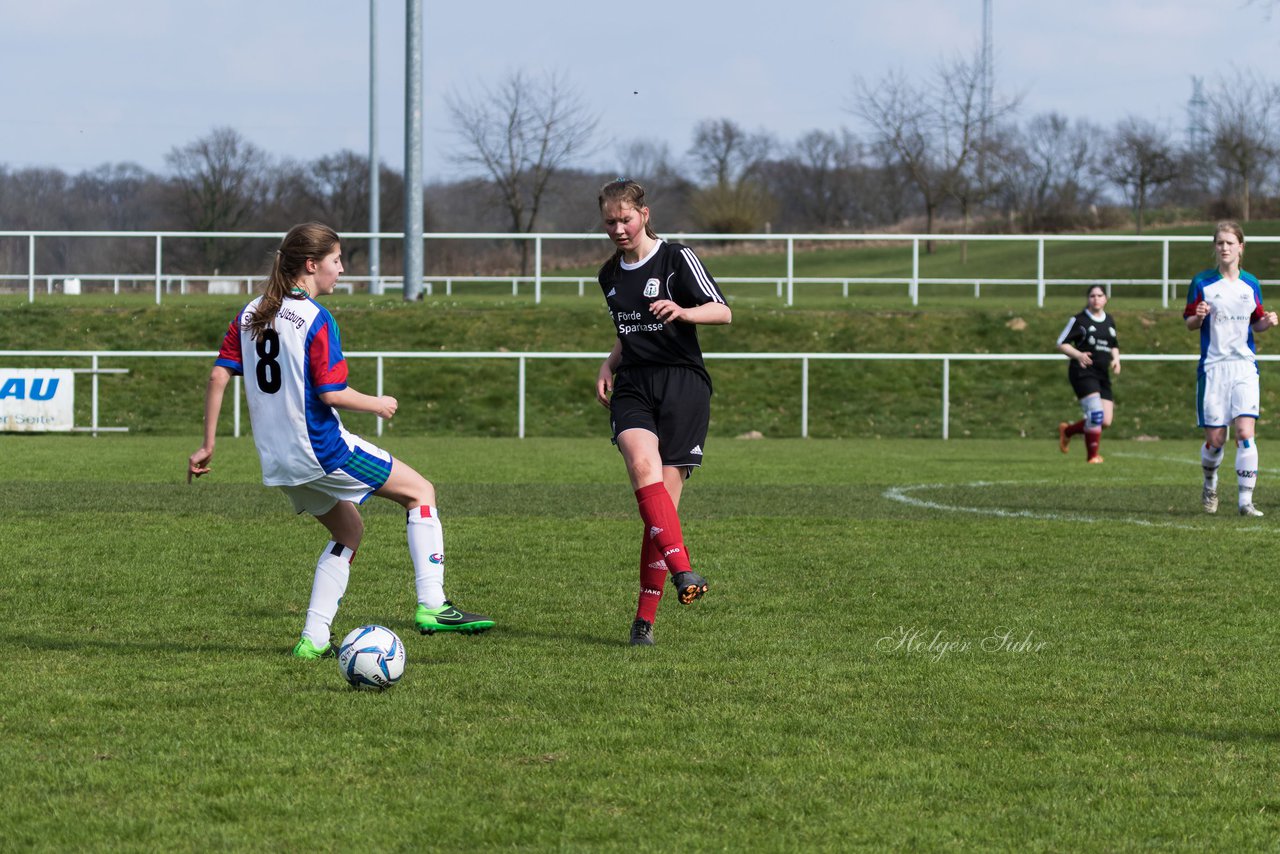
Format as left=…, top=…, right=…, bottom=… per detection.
left=6, top=229, right=1279, bottom=307
left=4, top=350, right=1264, bottom=440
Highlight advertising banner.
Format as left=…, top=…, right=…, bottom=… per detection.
left=0, top=369, right=75, bottom=432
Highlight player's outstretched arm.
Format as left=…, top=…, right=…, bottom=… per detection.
left=319, top=387, right=397, bottom=420
left=188, top=366, right=233, bottom=482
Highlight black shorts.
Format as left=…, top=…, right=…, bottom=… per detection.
left=609, top=365, right=711, bottom=470
left=1068, top=363, right=1113, bottom=401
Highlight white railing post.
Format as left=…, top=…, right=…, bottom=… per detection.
left=911, top=239, right=920, bottom=306
left=801, top=357, right=809, bottom=438
left=942, top=358, right=950, bottom=440
left=233, top=375, right=241, bottom=438
left=517, top=356, right=527, bottom=439
left=155, top=235, right=163, bottom=305
left=376, top=355, right=385, bottom=437
left=91, top=353, right=100, bottom=436
left=535, top=236, right=543, bottom=304
left=1037, top=239, right=1046, bottom=307
left=27, top=234, right=35, bottom=303
left=786, top=237, right=795, bottom=306
left=1162, top=239, right=1170, bottom=308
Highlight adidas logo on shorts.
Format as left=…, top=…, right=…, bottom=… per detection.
left=690, top=445, right=703, bottom=455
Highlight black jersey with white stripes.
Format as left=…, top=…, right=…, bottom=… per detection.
left=1056, top=309, right=1118, bottom=368
left=597, top=239, right=727, bottom=388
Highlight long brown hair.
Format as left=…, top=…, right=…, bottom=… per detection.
left=247, top=222, right=340, bottom=339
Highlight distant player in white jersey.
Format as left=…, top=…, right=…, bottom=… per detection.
left=1183, top=220, right=1279, bottom=517
left=188, top=222, right=492, bottom=658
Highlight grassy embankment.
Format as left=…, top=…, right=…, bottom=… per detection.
left=4, top=221, right=1280, bottom=440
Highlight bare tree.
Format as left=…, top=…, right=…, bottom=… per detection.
left=1102, top=117, right=1181, bottom=234
left=998, top=112, right=1102, bottom=231
left=937, top=54, right=1018, bottom=255
left=767, top=129, right=864, bottom=229
left=853, top=57, right=1010, bottom=253
left=1205, top=70, right=1280, bottom=221
left=613, top=140, right=696, bottom=231
left=854, top=70, right=944, bottom=248
left=271, top=150, right=375, bottom=268
left=616, top=140, right=680, bottom=185
left=165, top=127, right=270, bottom=271
left=447, top=69, right=599, bottom=273
left=685, top=118, right=776, bottom=232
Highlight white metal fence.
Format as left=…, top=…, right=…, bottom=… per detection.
left=5, top=229, right=1277, bottom=308
left=4, top=349, right=1253, bottom=440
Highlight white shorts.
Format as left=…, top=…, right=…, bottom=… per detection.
left=279, top=437, right=394, bottom=516
left=1197, top=360, right=1260, bottom=428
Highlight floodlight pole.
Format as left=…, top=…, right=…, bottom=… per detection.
left=368, top=0, right=381, bottom=295
left=403, top=0, right=424, bottom=301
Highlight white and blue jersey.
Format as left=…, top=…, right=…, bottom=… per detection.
left=1184, top=268, right=1266, bottom=377
left=215, top=295, right=370, bottom=487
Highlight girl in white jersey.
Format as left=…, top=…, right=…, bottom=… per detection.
left=188, top=222, right=492, bottom=658
left=1183, top=220, right=1279, bottom=516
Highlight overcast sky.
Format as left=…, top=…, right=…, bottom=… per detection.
left=1, top=0, right=1276, bottom=182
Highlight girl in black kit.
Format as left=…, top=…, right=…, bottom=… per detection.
left=594, top=179, right=732, bottom=646
left=1057, top=284, right=1121, bottom=463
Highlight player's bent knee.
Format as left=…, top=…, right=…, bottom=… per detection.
left=1082, top=396, right=1105, bottom=429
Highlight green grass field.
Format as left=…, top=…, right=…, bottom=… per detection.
left=5, top=435, right=1280, bottom=851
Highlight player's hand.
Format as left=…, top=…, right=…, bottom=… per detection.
left=188, top=447, right=213, bottom=483
left=374, top=395, right=398, bottom=420
left=1076, top=353, right=1093, bottom=368
left=595, top=363, right=614, bottom=408
left=1266, top=311, right=1279, bottom=329
left=649, top=300, right=686, bottom=324
left=1196, top=301, right=1212, bottom=318
left=1111, top=359, right=1121, bottom=375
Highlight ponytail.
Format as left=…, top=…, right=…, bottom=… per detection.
left=246, top=223, right=339, bottom=339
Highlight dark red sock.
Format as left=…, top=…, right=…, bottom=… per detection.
left=1085, top=429, right=1101, bottom=459
left=634, top=482, right=693, bottom=576
left=636, top=534, right=667, bottom=623
left=1065, top=420, right=1085, bottom=437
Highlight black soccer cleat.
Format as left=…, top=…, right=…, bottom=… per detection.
left=670, top=570, right=708, bottom=605
left=630, top=618, right=655, bottom=646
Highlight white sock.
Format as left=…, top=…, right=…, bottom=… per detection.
left=408, top=505, right=446, bottom=608
left=1202, top=443, right=1223, bottom=490
left=1236, top=439, right=1259, bottom=507
left=302, top=541, right=353, bottom=645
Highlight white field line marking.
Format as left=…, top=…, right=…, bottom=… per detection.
left=1109, top=451, right=1280, bottom=475
left=882, top=480, right=1268, bottom=531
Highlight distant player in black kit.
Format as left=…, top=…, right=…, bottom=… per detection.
left=1057, top=284, right=1121, bottom=463
left=594, top=179, right=732, bottom=646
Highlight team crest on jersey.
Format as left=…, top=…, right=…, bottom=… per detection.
left=643, top=278, right=660, bottom=298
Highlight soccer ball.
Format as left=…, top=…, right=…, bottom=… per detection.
left=337, top=625, right=406, bottom=690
